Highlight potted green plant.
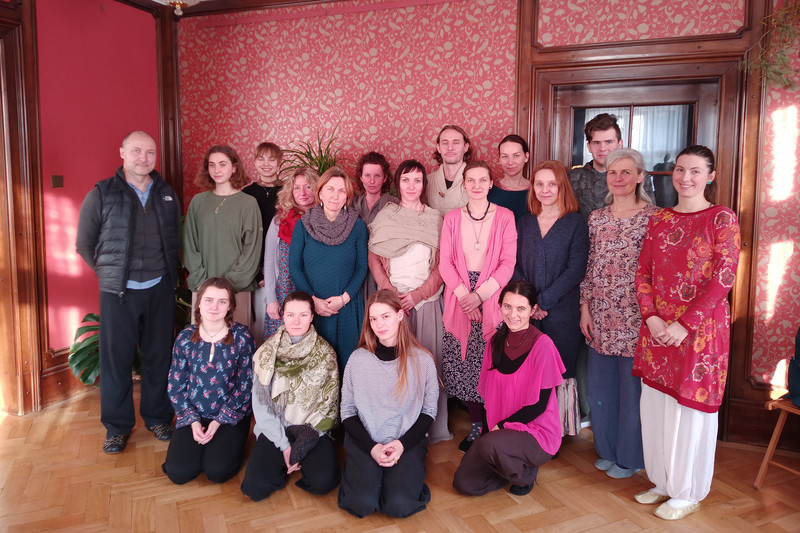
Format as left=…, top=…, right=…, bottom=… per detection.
left=281, top=126, right=344, bottom=175
left=68, top=313, right=143, bottom=386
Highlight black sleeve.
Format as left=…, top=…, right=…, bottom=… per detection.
left=76, top=187, right=102, bottom=270
left=498, top=388, right=552, bottom=428
left=398, top=414, right=433, bottom=450
left=341, top=415, right=377, bottom=455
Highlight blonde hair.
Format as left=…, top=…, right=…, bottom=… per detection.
left=275, top=167, right=319, bottom=222
left=358, top=290, right=433, bottom=399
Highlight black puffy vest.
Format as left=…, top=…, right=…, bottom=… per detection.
left=93, top=170, right=180, bottom=294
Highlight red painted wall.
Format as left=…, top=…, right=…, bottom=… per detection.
left=37, top=0, right=159, bottom=350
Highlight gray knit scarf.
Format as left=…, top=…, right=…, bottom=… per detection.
left=301, top=205, right=359, bottom=246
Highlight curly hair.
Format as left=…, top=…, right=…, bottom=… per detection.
left=195, top=145, right=248, bottom=191
left=275, top=167, right=319, bottom=222
left=355, top=152, right=392, bottom=194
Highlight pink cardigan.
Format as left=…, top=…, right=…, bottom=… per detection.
left=439, top=206, right=517, bottom=359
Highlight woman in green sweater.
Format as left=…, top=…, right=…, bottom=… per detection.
left=183, top=145, right=263, bottom=327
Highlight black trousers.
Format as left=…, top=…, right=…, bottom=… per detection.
left=338, top=434, right=430, bottom=518
left=162, top=415, right=251, bottom=484
left=99, top=278, right=174, bottom=437
left=453, top=429, right=552, bottom=495
left=240, top=434, right=340, bottom=501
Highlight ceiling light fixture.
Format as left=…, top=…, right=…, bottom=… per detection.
left=154, top=0, right=202, bottom=17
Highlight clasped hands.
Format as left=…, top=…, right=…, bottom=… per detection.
left=283, top=445, right=301, bottom=474
left=458, top=292, right=482, bottom=322
left=645, top=316, right=688, bottom=347
left=313, top=293, right=349, bottom=317
left=191, top=420, right=220, bottom=445
left=370, top=439, right=404, bottom=468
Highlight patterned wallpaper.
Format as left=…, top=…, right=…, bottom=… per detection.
left=537, top=0, right=746, bottom=46
left=177, top=0, right=517, bottom=201
left=751, top=49, right=800, bottom=387
left=177, top=0, right=797, bottom=386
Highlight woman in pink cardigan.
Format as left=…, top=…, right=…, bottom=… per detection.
left=439, top=160, right=517, bottom=452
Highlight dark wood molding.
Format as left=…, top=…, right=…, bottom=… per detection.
left=119, top=0, right=349, bottom=17
left=529, top=0, right=757, bottom=59
left=517, top=0, right=777, bottom=446
left=0, top=0, right=45, bottom=414
left=154, top=6, right=183, bottom=198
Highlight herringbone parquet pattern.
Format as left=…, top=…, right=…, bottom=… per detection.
left=0, top=386, right=797, bottom=532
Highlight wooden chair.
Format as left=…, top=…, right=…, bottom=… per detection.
left=754, top=398, right=800, bottom=489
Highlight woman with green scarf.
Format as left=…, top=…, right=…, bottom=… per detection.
left=240, top=291, right=340, bottom=501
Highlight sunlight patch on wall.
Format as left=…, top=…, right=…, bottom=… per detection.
left=770, top=105, right=798, bottom=202
left=764, top=240, right=795, bottom=323
left=45, top=196, right=81, bottom=277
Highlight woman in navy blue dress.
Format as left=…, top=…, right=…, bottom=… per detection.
left=514, top=160, right=589, bottom=437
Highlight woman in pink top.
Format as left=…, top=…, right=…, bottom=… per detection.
left=453, top=281, right=564, bottom=496
left=439, top=160, right=517, bottom=452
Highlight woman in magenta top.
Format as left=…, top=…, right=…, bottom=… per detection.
left=453, top=281, right=564, bottom=496
left=633, top=145, right=740, bottom=521
left=439, top=160, right=517, bottom=452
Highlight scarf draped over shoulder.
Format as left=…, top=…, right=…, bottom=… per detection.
left=252, top=325, right=339, bottom=432
left=368, top=203, right=443, bottom=260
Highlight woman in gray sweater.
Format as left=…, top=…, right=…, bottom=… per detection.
left=338, top=290, right=439, bottom=518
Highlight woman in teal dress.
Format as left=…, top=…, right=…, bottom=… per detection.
left=289, top=167, right=368, bottom=368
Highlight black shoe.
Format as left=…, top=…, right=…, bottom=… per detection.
left=458, top=436, right=475, bottom=453
left=147, top=423, right=174, bottom=441
left=103, top=433, right=129, bottom=454
left=509, top=483, right=533, bottom=495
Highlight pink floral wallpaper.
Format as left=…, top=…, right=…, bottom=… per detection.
left=177, top=0, right=517, bottom=201
left=177, top=0, right=797, bottom=387
left=536, top=0, right=746, bottom=46
left=751, top=50, right=800, bottom=387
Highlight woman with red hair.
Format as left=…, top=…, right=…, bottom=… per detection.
left=514, top=160, right=589, bottom=438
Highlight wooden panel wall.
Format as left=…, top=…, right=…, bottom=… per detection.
left=515, top=0, right=793, bottom=447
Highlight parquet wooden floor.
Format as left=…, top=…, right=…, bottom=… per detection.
left=0, top=386, right=797, bottom=532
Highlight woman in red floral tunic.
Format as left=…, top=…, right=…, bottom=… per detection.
left=632, top=145, right=740, bottom=521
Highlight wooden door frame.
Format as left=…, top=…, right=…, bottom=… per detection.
left=0, top=0, right=184, bottom=413
left=0, top=0, right=43, bottom=415
left=515, top=0, right=778, bottom=445
left=35, top=1, right=184, bottom=409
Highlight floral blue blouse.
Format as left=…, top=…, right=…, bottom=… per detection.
left=168, top=322, right=254, bottom=428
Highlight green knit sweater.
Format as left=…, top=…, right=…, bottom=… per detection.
left=183, top=190, right=263, bottom=292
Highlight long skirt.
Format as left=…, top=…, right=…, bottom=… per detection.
left=264, top=241, right=295, bottom=338
left=409, top=296, right=451, bottom=443
left=441, top=271, right=485, bottom=404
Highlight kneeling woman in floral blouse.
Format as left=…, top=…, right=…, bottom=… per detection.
left=162, top=277, right=254, bottom=484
